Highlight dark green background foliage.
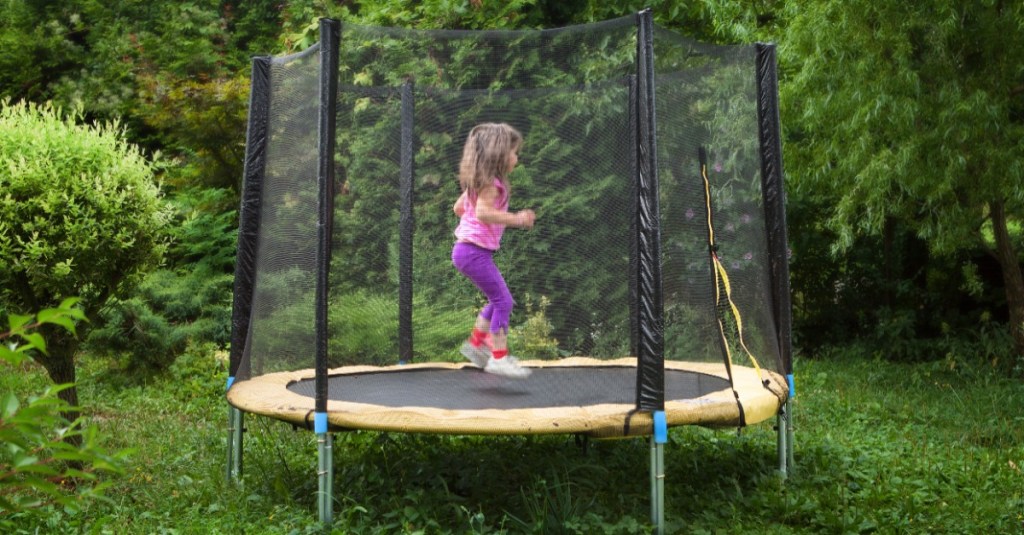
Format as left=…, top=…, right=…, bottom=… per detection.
left=86, top=187, right=237, bottom=369
left=1, top=0, right=1021, bottom=369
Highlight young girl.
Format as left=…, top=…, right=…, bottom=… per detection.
left=451, top=123, right=536, bottom=378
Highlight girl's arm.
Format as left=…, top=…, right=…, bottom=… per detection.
left=474, top=185, right=535, bottom=228
left=453, top=191, right=467, bottom=217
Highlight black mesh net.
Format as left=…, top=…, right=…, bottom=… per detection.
left=232, top=15, right=788, bottom=413
left=242, top=45, right=321, bottom=377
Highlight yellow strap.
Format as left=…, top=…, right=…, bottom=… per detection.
left=717, top=315, right=736, bottom=378
left=712, top=253, right=765, bottom=381
left=702, top=157, right=765, bottom=383
left=703, top=162, right=716, bottom=246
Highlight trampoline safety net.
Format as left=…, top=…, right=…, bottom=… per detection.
left=227, top=13, right=792, bottom=437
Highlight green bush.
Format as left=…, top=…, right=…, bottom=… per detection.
left=329, top=290, right=477, bottom=366
left=0, top=99, right=168, bottom=408
left=0, top=100, right=168, bottom=314
left=86, top=187, right=236, bottom=369
left=245, top=288, right=479, bottom=368
left=509, top=294, right=562, bottom=360
left=85, top=267, right=233, bottom=370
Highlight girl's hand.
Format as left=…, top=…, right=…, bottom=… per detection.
left=516, top=209, right=536, bottom=229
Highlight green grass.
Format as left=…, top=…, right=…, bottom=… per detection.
left=3, top=347, right=1023, bottom=533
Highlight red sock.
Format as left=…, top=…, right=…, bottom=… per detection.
left=469, top=328, right=488, bottom=347
left=491, top=348, right=508, bottom=360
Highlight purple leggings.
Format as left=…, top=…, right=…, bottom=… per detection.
left=452, top=241, right=514, bottom=334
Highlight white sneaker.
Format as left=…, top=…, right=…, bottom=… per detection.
left=484, top=355, right=532, bottom=378
left=460, top=340, right=490, bottom=368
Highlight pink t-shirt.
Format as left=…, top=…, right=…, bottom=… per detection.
left=454, top=178, right=509, bottom=251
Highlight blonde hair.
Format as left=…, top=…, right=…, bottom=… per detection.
left=458, top=123, right=522, bottom=195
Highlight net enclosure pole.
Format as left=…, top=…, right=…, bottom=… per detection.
left=627, top=74, right=639, bottom=358
left=398, top=81, right=415, bottom=364
left=226, top=54, right=273, bottom=482
left=634, top=8, right=664, bottom=413
left=315, top=18, right=341, bottom=525
left=755, top=42, right=795, bottom=475
left=636, top=9, right=667, bottom=535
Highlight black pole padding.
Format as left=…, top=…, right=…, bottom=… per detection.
left=627, top=74, right=639, bottom=359
left=229, top=55, right=273, bottom=382
left=398, top=81, right=415, bottom=364
left=634, top=9, right=665, bottom=412
left=754, top=43, right=794, bottom=377
left=315, top=19, right=341, bottom=414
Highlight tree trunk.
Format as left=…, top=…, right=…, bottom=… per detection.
left=34, top=328, right=82, bottom=447
left=990, top=201, right=1024, bottom=371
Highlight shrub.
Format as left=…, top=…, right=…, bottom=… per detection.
left=0, top=100, right=168, bottom=314
left=0, top=99, right=168, bottom=404
left=84, top=267, right=233, bottom=370
left=509, top=294, right=562, bottom=359
left=86, top=188, right=237, bottom=369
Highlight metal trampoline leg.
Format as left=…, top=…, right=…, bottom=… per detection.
left=317, top=432, right=334, bottom=525
left=650, top=411, right=667, bottom=534
left=785, top=374, right=795, bottom=473
left=786, top=397, right=795, bottom=472
left=227, top=406, right=244, bottom=481
left=650, top=437, right=665, bottom=533
left=776, top=410, right=788, bottom=477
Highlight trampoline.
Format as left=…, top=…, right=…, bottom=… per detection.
left=227, top=358, right=787, bottom=437
left=225, top=11, right=794, bottom=532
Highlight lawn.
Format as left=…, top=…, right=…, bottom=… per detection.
left=3, top=347, right=1023, bottom=533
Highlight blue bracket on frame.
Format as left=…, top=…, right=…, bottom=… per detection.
left=314, top=412, right=328, bottom=434
left=787, top=374, right=795, bottom=398
left=225, top=376, right=235, bottom=390
left=653, top=411, right=668, bottom=444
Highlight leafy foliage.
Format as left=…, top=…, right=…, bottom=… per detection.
left=135, top=76, right=252, bottom=191
left=86, top=188, right=237, bottom=370
left=509, top=294, right=562, bottom=360
left=0, top=100, right=168, bottom=316
left=85, top=269, right=234, bottom=370
left=0, top=1, right=287, bottom=194
left=781, top=0, right=1024, bottom=254
left=778, top=0, right=1024, bottom=362
left=0, top=2, right=83, bottom=102
left=0, top=299, right=85, bottom=367
left=0, top=300, right=128, bottom=527
left=0, top=98, right=167, bottom=416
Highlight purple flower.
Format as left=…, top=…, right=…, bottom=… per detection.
left=726, top=223, right=735, bottom=232
left=741, top=214, right=751, bottom=224
left=744, top=252, right=753, bottom=261
left=685, top=208, right=695, bottom=220
left=714, top=162, right=723, bottom=172
left=731, top=261, right=741, bottom=269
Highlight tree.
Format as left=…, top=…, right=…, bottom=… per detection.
left=778, top=1, right=1024, bottom=364
left=1, top=0, right=286, bottom=192
left=0, top=100, right=168, bottom=412
left=0, top=1, right=93, bottom=103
